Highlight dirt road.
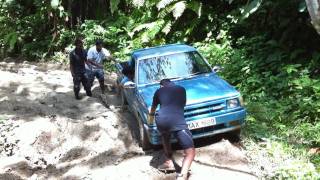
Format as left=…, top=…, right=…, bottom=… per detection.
left=0, top=61, right=257, bottom=180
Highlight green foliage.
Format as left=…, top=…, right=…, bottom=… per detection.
left=195, top=30, right=233, bottom=66
left=50, top=0, right=59, bottom=9
left=0, top=0, right=68, bottom=59
left=311, top=154, right=320, bottom=172
left=51, top=51, right=68, bottom=64
left=273, top=156, right=319, bottom=179
left=132, top=0, right=145, bottom=8
left=4, top=32, right=18, bottom=52
left=240, top=0, right=263, bottom=20
left=110, top=0, right=120, bottom=14
left=243, top=111, right=320, bottom=178
left=0, top=116, right=4, bottom=123
left=0, top=1, right=319, bottom=177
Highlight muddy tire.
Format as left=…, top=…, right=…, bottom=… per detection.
left=227, top=129, right=241, bottom=143
left=137, top=117, right=152, bottom=151
left=120, top=89, right=128, bottom=107
left=115, top=81, right=121, bottom=95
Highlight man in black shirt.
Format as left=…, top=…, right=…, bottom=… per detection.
left=149, top=79, right=195, bottom=180
left=69, top=38, right=92, bottom=99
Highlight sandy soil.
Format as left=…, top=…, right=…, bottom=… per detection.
left=0, top=60, right=258, bottom=180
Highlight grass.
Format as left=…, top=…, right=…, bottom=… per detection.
left=0, top=115, right=5, bottom=124
left=242, top=102, right=320, bottom=179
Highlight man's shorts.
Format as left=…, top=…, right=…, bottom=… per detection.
left=161, top=129, right=194, bottom=149
left=86, top=69, right=104, bottom=81
left=73, top=73, right=89, bottom=88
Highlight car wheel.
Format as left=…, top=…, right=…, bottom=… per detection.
left=120, top=89, right=128, bottom=107
left=115, top=80, right=121, bottom=95
left=227, top=129, right=241, bottom=143
left=137, top=117, right=152, bottom=151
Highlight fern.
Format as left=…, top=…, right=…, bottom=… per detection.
left=162, top=21, right=172, bottom=34
left=158, top=3, right=175, bottom=18
left=4, top=32, right=17, bottom=51
left=187, top=1, right=202, bottom=18
left=133, top=20, right=165, bottom=43
left=240, top=0, right=263, bottom=20
left=132, top=0, right=145, bottom=8
left=172, top=1, right=186, bottom=20
left=157, top=1, right=187, bottom=20
left=110, top=0, right=120, bottom=14
left=131, top=22, right=158, bottom=36
left=184, top=18, right=201, bottom=36
left=50, top=0, right=59, bottom=9
left=142, top=19, right=165, bottom=43
left=157, top=0, right=176, bottom=10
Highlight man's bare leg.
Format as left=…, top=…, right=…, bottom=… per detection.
left=99, top=79, right=105, bottom=94
left=158, top=133, right=174, bottom=170
left=180, top=147, right=195, bottom=175
left=175, top=129, right=195, bottom=179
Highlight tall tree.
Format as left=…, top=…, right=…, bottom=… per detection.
left=305, top=0, right=320, bottom=34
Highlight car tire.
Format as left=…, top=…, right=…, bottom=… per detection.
left=115, top=80, right=121, bottom=95
left=137, top=116, right=152, bottom=151
left=120, top=89, right=128, bottom=107
left=227, top=129, right=241, bottom=143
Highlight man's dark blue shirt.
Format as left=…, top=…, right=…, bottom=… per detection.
left=152, top=81, right=188, bottom=132
left=70, top=49, right=87, bottom=75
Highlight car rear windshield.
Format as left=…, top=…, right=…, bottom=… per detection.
left=138, top=51, right=211, bottom=85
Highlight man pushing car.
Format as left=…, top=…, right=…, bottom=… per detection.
left=149, top=79, right=195, bottom=180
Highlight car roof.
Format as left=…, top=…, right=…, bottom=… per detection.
left=132, top=44, right=196, bottom=60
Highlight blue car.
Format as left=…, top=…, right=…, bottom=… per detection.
left=115, top=44, right=246, bottom=150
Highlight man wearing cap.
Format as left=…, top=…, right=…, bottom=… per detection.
left=149, top=79, right=195, bottom=180
left=86, top=40, right=114, bottom=94
left=69, top=38, right=92, bottom=100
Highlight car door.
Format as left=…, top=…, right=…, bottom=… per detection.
left=123, top=57, right=140, bottom=114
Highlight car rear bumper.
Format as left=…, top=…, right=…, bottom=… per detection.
left=145, top=108, right=246, bottom=145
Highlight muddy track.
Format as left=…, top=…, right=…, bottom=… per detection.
left=0, top=61, right=258, bottom=180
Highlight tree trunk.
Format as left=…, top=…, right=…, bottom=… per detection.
left=68, top=0, right=73, bottom=28
left=305, top=0, right=320, bottom=34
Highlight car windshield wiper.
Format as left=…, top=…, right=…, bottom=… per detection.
left=190, top=72, right=203, bottom=76
left=159, top=72, right=206, bottom=82
left=168, top=76, right=183, bottom=80
left=181, top=72, right=205, bottom=79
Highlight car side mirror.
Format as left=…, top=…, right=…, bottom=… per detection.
left=213, top=65, right=223, bottom=73
left=123, top=81, right=136, bottom=89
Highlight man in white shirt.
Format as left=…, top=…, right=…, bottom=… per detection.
left=86, top=40, right=114, bottom=94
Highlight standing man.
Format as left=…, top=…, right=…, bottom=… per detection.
left=149, top=79, right=195, bottom=180
left=70, top=38, right=92, bottom=100
left=86, top=40, right=114, bottom=94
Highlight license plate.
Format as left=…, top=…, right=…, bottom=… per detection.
left=187, top=117, right=216, bottom=130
